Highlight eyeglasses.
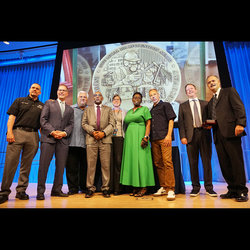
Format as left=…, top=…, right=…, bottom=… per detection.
left=58, top=89, right=68, bottom=92
left=94, top=94, right=102, bottom=97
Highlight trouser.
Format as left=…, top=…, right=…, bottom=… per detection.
left=0, top=129, right=39, bottom=196
left=151, top=138, right=175, bottom=192
left=86, top=141, right=111, bottom=192
left=214, top=126, right=248, bottom=195
left=110, top=137, right=124, bottom=193
left=186, top=128, right=213, bottom=192
left=37, top=141, right=69, bottom=194
left=65, top=147, right=87, bottom=192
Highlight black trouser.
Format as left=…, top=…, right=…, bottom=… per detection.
left=186, top=128, right=213, bottom=192
left=65, top=147, right=87, bottom=193
left=110, top=137, right=124, bottom=193
left=214, top=126, right=248, bottom=195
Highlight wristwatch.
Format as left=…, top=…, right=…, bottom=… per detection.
left=144, top=136, right=149, bottom=140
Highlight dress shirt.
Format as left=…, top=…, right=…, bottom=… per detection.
left=214, top=87, right=221, bottom=98
left=57, top=99, right=65, bottom=116
left=69, top=104, right=87, bottom=148
left=188, top=98, right=202, bottom=128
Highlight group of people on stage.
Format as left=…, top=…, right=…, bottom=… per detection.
left=0, top=74, right=248, bottom=205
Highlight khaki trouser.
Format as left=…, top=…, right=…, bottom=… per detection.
left=0, top=129, right=39, bottom=196
left=86, top=141, right=111, bottom=192
left=151, top=139, right=175, bottom=192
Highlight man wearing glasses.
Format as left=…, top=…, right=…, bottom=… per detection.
left=36, top=84, right=74, bottom=200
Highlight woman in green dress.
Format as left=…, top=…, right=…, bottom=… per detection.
left=120, top=92, right=155, bottom=197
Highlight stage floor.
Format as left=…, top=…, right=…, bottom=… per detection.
left=0, top=182, right=250, bottom=209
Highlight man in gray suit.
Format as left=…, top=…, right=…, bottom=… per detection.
left=178, top=83, right=217, bottom=197
left=82, top=91, right=115, bottom=198
left=37, top=84, right=74, bottom=200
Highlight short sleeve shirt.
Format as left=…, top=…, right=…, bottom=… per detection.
left=150, top=100, right=176, bottom=141
left=7, top=95, right=44, bottom=130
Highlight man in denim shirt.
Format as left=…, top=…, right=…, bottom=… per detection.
left=65, top=91, right=88, bottom=194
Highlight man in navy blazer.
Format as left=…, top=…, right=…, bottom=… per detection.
left=37, top=84, right=74, bottom=200
left=206, top=75, right=248, bottom=202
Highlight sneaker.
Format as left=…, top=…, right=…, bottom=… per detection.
left=206, top=190, right=217, bottom=197
left=153, top=187, right=167, bottom=196
left=190, top=189, right=200, bottom=197
left=167, top=190, right=175, bottom=201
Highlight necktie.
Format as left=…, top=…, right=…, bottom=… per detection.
left=193, top=100, right=202, bottom=127
left=211, top=94, right=217, bottom=120
left=96, top=105, right=101, bottom=131
left=60, top=101, right=65, bottom=117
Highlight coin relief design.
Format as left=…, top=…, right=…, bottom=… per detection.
left=92, top=43, right=181, bottom=110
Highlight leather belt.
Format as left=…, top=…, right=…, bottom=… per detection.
left=14, top=127, right=38, bottom=132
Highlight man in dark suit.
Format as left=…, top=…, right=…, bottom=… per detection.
left=206, top=75, right=248, bottom=202
left=36, top=84, right=74, bottom=200
left=178, top=83, right=217, bottom=197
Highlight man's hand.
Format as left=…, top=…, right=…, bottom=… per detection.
left=51, top=130, right=67, bottom=139
left=235, top=125, right=244, bottom=136
left=163, top=134, right=172, bottom=147
left=7, top=131, right=15, bottom=143
left=92, top=131, right=105, bottom=140
left=181, top=138, right=188, bottom=145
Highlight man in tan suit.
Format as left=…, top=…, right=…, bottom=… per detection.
left=82, top=91, right=115, bottom=198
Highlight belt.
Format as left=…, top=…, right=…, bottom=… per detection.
left=14, top=127, right=38, bottom=132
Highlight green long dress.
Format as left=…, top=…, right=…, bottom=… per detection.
left=120, top=106, right=155, bottom=187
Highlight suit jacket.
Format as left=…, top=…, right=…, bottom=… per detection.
left=207, top=87, right=246, bottom=138
left=40, top=99, right=74, bottom=145
left=178, top=99, right=211, bottom=143
left=82, top=105, right=115, bottom=145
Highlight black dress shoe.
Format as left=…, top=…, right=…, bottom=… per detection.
left=102, top=190, right=111, bottom=198
left=51, top=191, right=69, bottom=197
left=0, top=195, right=8, bottom=204
left=15, top=192, right=29, bottom=200
left=68, top=190, right=79, bottom=195
left=220, top=191, right=237, bottom=199
left=36, top=193, right=45, bottom=200
left=85, top=189, right=94, bottom=198
left=236, top=193, right=248, bottom=202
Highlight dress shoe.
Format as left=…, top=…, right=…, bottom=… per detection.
left=220, top=191, right=237, bottom=199
left=15, top=192, right=29, bottom=200
left=102, top=190, right=111, bottom=198
left=68, top=190, right=79, bottom=195
left=85, top=189, right=94, bottom=198
left=0, top=195, right=8, bottom=204
left=51, top=191, right=68, bottom=197
left=236, top=193, right=248, bottom=202
left=36, top=193, right=45, bottom=200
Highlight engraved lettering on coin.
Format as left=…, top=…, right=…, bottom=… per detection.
left=92, top=43, right=181, bottom=110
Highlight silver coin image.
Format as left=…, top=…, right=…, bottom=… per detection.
left=92, top=42, right=181, bottom=110
left=77, top=54, right=92, bottom=94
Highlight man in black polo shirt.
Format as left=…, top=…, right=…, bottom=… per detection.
left=149, top=88, right=176, bottom=201
left=0, top=83, right=43, bottom=204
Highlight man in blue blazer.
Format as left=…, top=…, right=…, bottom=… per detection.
left=37, top=84, right=74, bottom=200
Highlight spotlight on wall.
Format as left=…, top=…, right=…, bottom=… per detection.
left=3, top=41, right=10, bottom=45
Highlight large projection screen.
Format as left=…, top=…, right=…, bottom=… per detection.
left=59, top=41, right=219, bottom=121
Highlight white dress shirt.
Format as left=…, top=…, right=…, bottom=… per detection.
left=188, top=97, right=202, bottom=128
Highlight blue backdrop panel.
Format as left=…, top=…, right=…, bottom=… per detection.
left=223, top=41, right=250, bottom=180
left=0, top=60, right=66, bottom=184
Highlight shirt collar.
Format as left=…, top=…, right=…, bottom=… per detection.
left=214, top=87, right=221, bottom=97
left=189, top=97, right=198, bottom=102
left=57, top=98, right=65, bottom=104
left=152, top=100, right=163, bottom=108
left=27, top=95, right=39, bottom=102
